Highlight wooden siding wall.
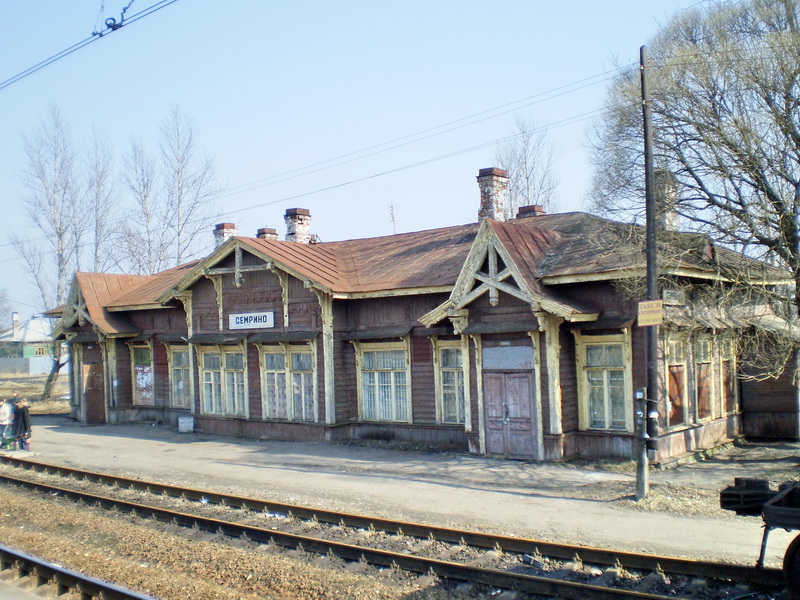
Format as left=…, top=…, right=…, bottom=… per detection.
left=193, top=277, right=219, bottom=332
left=115, top=341, right=132, bottom=408
left=741, top=352, right=798, bottom=438
left=559, top=329, right=578, bottom=433
left=410, top=334, right=435, bottom=424
left=247, top=342, right=262, bottom=420
left=153, top=342, right=169, bottom=409
left=537, top=332, right=551, bottom=433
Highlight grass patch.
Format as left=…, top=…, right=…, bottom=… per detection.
left=0, top=373, right=70, bottom=414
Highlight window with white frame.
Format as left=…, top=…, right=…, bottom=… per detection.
left=169, top=347, right=192, bottom=408
left=358, top=343, right=410, bottom=422
left=577, top=335, right=631, bottom=432
left=435, top=341, right=466, bottom=424
left=200, top=347, right=247, bottom=417
left=225, top=352, right=246, bottom=416
left=666, top=338, right=688, bottom=428
left=695, top=337, right=713, bottom=420
left=261, top=346, right=315, bottom=421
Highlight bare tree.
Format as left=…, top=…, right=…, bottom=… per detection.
left=83, top=130, right=118, bottom=272
left=121, top=106, right=219, bottom=273
left=0, top=290, right=11, bottom=331
left=12, top=107, right=85, bottom=400
left=13, top=107, right=82, bottom=310
left=494, top=115, right=559, bottom=218
left=589, top=0, right=800, bottom=380
left=161, top=106, right=219, bottom=265
left=121, top=138, right=171, bottom=274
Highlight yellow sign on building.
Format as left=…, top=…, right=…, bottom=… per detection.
left=638, top=300, right=663, bottom=327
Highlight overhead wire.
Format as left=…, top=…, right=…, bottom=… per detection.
left=0, top=0, right=179, bottom=92
left=0, top=64, right=627, bottom=255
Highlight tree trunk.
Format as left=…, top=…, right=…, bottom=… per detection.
left=41, top=344, right=65, bottom=402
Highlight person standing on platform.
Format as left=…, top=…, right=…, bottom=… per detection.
left=12, top=398, right=31, bottom=452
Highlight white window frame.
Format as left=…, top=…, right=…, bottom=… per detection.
left=166, top=345, right=192, bottom=409
left=575, top=332, right=633, bottom=432
left=432, top=337, right=469, bottom=425
left=354, top=340, right=412, bottom=423
left=260, top=342, right=317, bottom=422
left=130, top=342, right=154, bottom=406
left=198, top=344, right=248, bottom=417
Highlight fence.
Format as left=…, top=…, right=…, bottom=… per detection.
left=0, top=357, right=54, bottom=375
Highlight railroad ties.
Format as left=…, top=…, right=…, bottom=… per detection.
left=0, top=455, right=786, bottom=600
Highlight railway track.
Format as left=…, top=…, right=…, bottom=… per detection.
left=0, top=543, right=155, bottom=599
left=0, top=455, right=786, bottom=599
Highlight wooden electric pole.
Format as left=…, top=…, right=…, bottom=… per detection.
left=637, top=45, right=659, bottom=501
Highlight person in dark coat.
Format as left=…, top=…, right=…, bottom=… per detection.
left=12, top=398, right=31, bottom=451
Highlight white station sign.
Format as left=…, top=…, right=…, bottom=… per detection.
left=229, top=311, right=275, bottom=329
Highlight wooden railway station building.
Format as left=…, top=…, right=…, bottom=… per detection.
left=52, top=168, right=794, bottom=464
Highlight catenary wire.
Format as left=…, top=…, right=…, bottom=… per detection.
left=0, top=0, right=179, bottom=92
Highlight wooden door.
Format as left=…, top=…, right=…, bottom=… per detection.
left=484, top=371, right=537, bottom=459
left=82, top=363, right=106, bottom=424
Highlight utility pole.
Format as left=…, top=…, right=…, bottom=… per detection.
left=637, top=45, right=659, bottom=501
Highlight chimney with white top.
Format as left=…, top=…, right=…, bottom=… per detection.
left=213, top=222, right=238, bottom=248
left=11, top=312, right=19, bottom=336
left=256, top=227, right=279, bottom=241
left=477, top=167, right=509, bottom=222
left=284, top=208, right=312, bottom=243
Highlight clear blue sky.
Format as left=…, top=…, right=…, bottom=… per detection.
left=0, top=0, right=703, bottom=318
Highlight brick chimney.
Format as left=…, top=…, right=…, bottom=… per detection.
left=11, top=312, right=19, bottom=336
left=284, top=208, right=312, bottom=243
left=256, top=227, right=279, bottom=241
left=477, top=167, right=509, bottom=222
left=517, top=205, right=545, bottom=218
left=213, top=222, right=237, bottom=248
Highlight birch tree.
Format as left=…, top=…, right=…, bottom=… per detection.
left=494, top=115, right=559, bottom=218
left=122, top=106, right=219, bottom=273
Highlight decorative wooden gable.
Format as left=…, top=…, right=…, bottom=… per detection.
left=450, top=224, right=532, bottom=309
left=56, top=281, right=92, bottom=332
left=420, top=220, right=594, bottom=330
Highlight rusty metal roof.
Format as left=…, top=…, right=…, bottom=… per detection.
left=65, top=211, right=789, bottom=328
left=239, top=223, right=478, bottom=294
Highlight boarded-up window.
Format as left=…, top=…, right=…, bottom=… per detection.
left=584, top=343, right=626, bottom=430
left=361, top=348, right=409, bottom=422
left=696, top=339, right=712, bottom=420
left=667, top=340, right=687, bottom=428
left=170, top=348, right=191, bottom=408
left=262, top=347, right=315, bottom=422
left=132, top=346, right=154, bottom=406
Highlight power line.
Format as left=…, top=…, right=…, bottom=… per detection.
left=0, top=104, right=610, bottom=264
left=0, top=0, right=179, bottom=92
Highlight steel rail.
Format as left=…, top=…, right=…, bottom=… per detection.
left=0, top=456, right=784, bottom=587
left=0, top=472, right=695, bottom=600
left=0, top=543, right=155, bottom=600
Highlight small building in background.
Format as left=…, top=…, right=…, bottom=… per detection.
left=0, top=313, right=57, bottom=375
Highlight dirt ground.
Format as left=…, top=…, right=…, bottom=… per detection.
left=13, top=415, right=800, bottom=571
